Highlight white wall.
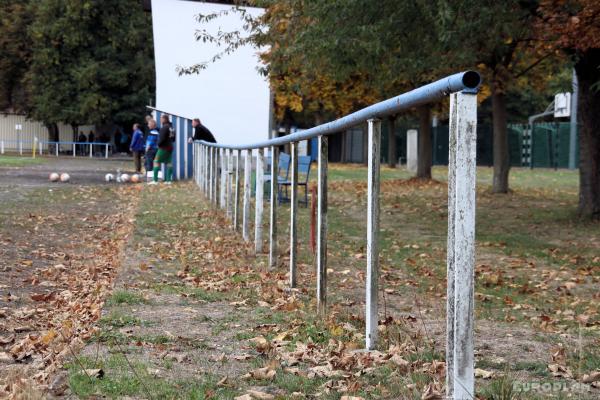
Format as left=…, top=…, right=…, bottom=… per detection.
left=151, top=0, right=270, bottom=145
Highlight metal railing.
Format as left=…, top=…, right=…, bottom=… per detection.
left=193, top=71, right=480, bottom=399
left=0, top=139, right=112, bottom=158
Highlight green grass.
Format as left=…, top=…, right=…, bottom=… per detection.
left=67, top=355, right=238, bottom=399
left=0, top=155, right=47, bottom=167
left=106, top=290, right=148, bottom=306
left=272, top=371, right=329, bottom=396
left=478, top=374, right=524, bottom=400
left=92, top=330, right=173, bottom=346
left=99, top=311, right=148, bottom=328
left=152, top=283, right=224, bottom=302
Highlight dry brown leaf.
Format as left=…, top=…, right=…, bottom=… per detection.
left=217, top=376, right=228, bottom=386
left=83, top=369, right=104, bottom=379
left=243, top=367, right=276, bottom=380
left=341, top=396, right=365, bottom=400
left=548, top=363, right=573, bottom=378
left=582, top=371, right=600, bottom=383
left=389, top=354, right=410, bottom=370
left=249, top=336, right=271, bottom=353
left=232, top=353, right=253, bottom=361
left=421, top=383, right=443, bottom=400
left=475, top=368, right=494, bottom=379
left=0, top=334, right=15, bottom=345
left=247, top=389, right=275, bottom=399
left=0, top=352, right=13, bottom=363
left=41, top=329, right=57, bottom=345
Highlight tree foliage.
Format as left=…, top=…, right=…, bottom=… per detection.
left=0, top=1, right=33, bottom=112
left=535, top=0, right=600, bottom=219
left=0, top=0, right=154, bottom=130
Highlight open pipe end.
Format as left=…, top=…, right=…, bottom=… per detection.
left=462, top=70, right=481, bottom=90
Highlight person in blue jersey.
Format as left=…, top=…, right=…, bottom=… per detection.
left=130, top=123, right=145, bottom=173
left=144, top=119, right=159, bottom=175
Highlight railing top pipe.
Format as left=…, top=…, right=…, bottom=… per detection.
left=196, top=71, right=480, bottom=150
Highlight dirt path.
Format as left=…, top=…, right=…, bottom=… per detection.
left=0, top=158, right=140, bottom=397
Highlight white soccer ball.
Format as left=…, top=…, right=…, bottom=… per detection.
left=121, top=173, right=130, bottom=183
left=49, top=173, right=59, bottom=182
left=105, top=173, right=114, bottom=182
left=60, top=173, right=70, bottom=183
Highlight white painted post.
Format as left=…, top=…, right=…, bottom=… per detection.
left=105, top=144, right=109, bottom=159
left=220, top=149, right=227, bottom=209
left=255, top=148, right=265, bottom=254
left=366, top=119, right=381, bottom=350
left=317, top=135, right=328, bottom=315
left=243, top=150, right=252, bottom=242
left=407, top=129, right=418, bottom=172
left=202, top=145, right=206, bottom=191
left=89, top=143, right=93, bottom=158
left=207, top=147, right=211, bottom=195
left=203, top=146, right=207, bottom=192
left=196, top=144, right=200, bottom=187
left=234, top=149, right=240, bottom=230
left=209, top=148, right=214, bottom=202
left=39, top=141, right=42, bottom=155
left=225, top=149, right=231, bottom=216
left=56, top=143, right=59, bottom=157
left=446, top=91, right=477, bottom=400
left=214, top=148, right=219, bottom=205
left=198, top=145, right=202, bottom=189
left=289, top=142, right=298, bottom=287
left=204, top=146, right=209, bottom=195
left=72, top=143, right=76, bottom=157
left=1, top=141, right=4, bottom=154
left=197, top=142, right=202, bottom=187
left=227, top=149, right=234, bottom=220
left=269, top=146, right=279, bottom=269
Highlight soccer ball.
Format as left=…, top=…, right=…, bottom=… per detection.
left=121, top=173, right=130, bottom=183
left=130, top=174, right=140, bottom=183
left=60, top=173, right=70, bottom=183
left=49, top=173, right=59, bottom=182
left=105, top=173, right=114, bottom=182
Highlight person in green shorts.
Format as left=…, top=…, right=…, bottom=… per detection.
left=149, top=114, right=174, bottom=185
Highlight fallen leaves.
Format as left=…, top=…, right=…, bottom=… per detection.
left=246, top=389, right=275, bottom=399
left=249, top=336, right=271, bottom=354
left=582, top=371, right=600, bottom=383
left=82, top=368, right=104, bottom=379
left=548, top=363, right=573, bottom=378
left=421, top=383, right=443, bottom=400
left=0, top=185, right=139, bottom=395
left=243, top=367, right=277, bottom=380
left=474, top=368, right=494, bottom=379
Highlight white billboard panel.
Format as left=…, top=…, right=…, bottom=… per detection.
left=151, top=0, right=269, bottom=145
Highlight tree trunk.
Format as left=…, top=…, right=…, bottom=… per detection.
left=71, top=124, right=78, bottom=142
left=45, top=123, right=59, bottom=142
left=492, top=84, right=510, bottom=193
left=575, top=49, right=600, bottom=219
left=388, top=115, right=397, bottom=168
left=417, top=105, right=432, bottom=179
